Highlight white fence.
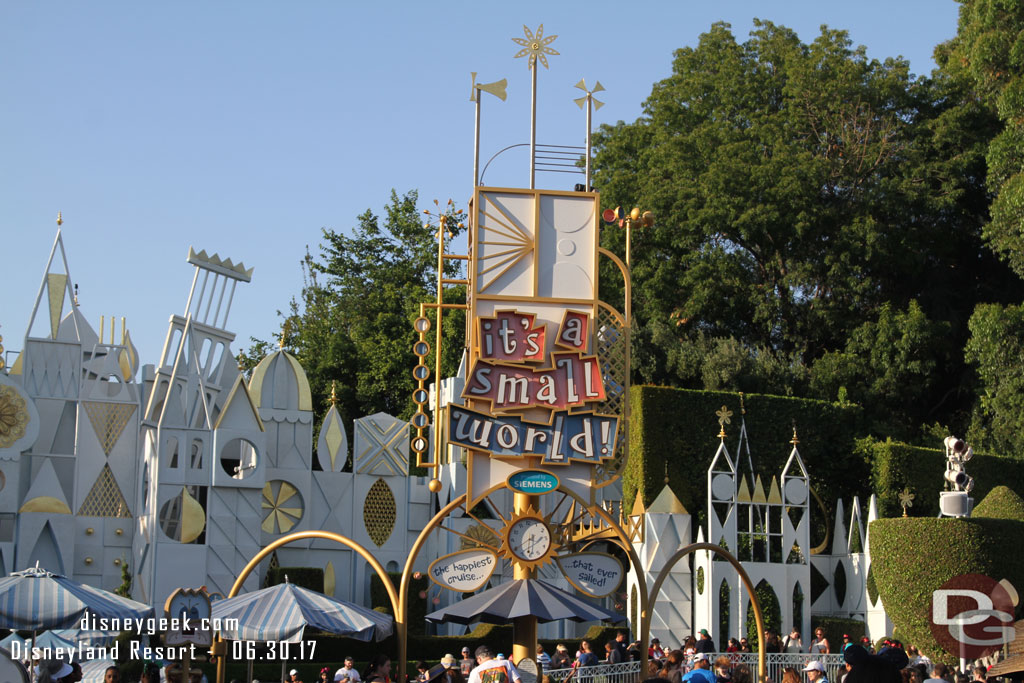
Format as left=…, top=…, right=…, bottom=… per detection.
left=545, top=653, right=845, bottom=683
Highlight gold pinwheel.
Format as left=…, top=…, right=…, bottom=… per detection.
left=716, top=405, right=733, bottom=439
left=513, top=24, right=559, bottom=70
left=898, top=488, right=915, bottom=517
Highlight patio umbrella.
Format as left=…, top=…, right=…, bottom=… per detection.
left=50, top=628, right=119, bottom=648
left=211, top=580, right=394, bottom=643
left=0, top=630, right=75, bottom=653
left=80, top=659, right=117, bottom=683
left=0, top=564, right=153, bottom=631
left=212, top=580, right=394, bottom=683
left=424, top=579, right=627, bottom=625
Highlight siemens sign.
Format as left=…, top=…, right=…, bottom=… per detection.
left=507, top=470, right=559, bottom=495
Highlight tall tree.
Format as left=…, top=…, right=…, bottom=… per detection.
left=592, top=20, right=1022, bottom=441
left=241, top=190, right=466, bottom=454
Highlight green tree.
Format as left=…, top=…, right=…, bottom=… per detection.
left=243, top=191, right=466, bottom=452
left=965, top=303, right=1024, bottom=455
left=593, top=19, right=1023, bottom=441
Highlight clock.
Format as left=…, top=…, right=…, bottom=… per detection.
left=504, top=514, right=554, bottom=565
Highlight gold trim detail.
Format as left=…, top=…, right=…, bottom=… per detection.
left=0, top=384, right=30, bottom=449
left=78, top=463, right=132, bottom=517
left=363, top=478, right=397, bottom=547
left=19, top=496, right=71, bottom=514
left=261, top=480, right=304, bottom=535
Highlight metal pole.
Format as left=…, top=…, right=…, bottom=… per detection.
left=530, top=65, right=537, bottom=189
left=433, top=217, right=446, bottom=479
left=512, top=492, right=538, bottom=667
left=474, top=92, right=482, bottom=187
left=585, top=94, right=592, bottom=189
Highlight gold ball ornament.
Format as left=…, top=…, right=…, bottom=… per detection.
left=630, top=207, right=641, bottom=221
left=428, top=478, right=442, bottom=493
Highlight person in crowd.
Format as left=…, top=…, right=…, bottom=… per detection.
left=738, top=638, right=751, bottom=653
left=468, top=645, right=521, bottom=683
left=290, top=669, right=305, bottom=683
left=780, top=668, right=800, bottom=683
left=536, top=645, right=551, bottom=673
left=336, top=656, right=362, bottom=683
left=604, top=642, right=618, bottom=664
left=460, top=648, right=476, bottom=677
left=803, top=661, right=829, bottom=683
left=681, top=654, right=715, bottom=683
left=810, top=627, right=831, bottom=654
left=440, top=654, right=465, bottom=683
left=649, top=638, right=664, bottom=660
left=575, top=641, right=599, bottom=668
left=712, top=655, right=731, bottom=683
left=841, top=634, right=853, bottom=652
left=103, top=666, right=121, bottom=683
left=416, top=661, right=431, bottom=682
left=907, top=648, right=932, bottom=674
left=695, top=630, right=715, bottom=655
left=364, top=655, right=391, bottom=683
left=729, top=665, right=753, bottom=683
left=929, top=663, right=950, bottom=681
left=628, top=640, right=643, bottom=662
left=842, top=643, right=908, bottom=683
left=36, top=660, right=73, bottom=683
left=782, top=628, right=803, bottom=653
left=614, top=631, right=631, bottom=662
left=59, top=661, right=83, bottom=683
left=318, top=669, right=333, bottom=683
left=550, top=645, right=571, bottom=670
left=660, top=650, right=685, bottom=683
left=860, top=637, right=874, bottom=654
left=682, top=636, right=697, bottom=662
left=838, top=661, right=852, bottom=683
left=971, top=666, right=987, bottom=681
left=764, top=630, right=782, bottom=653
left=725, top=638, right=739, bottom=654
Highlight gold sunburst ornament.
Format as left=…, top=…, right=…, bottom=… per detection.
left=898, top=488, right=915, bottom=517
left=512, top=24, right=559, bottom=70
left=716, top=405, right=733, bottom=438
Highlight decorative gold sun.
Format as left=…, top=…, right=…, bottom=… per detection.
left=512, top=24, right=559, bottom=70
left=499, top=507, right=560, bottom=572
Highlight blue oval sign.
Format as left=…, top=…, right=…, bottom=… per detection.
left=507, top=470, right=559, bottom=495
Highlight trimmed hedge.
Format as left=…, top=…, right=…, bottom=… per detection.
left=626, top=385, right=864, bottom=516
left=973, top=485, right=1024, bottom=521
left=268, top=566, right=325, bottom=591
left=861, top=438, right=1024, bottom=518
left=371, top=572, right=429, bottom=636
left=869, top=517, right=1024, bottom=662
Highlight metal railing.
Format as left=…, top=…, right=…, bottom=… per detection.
left=545, top=661, right=642, bottom=683
left=544, top=652, right=845, bottom=683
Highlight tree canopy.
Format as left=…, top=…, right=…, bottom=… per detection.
left=592, top=19, right=1023, bottom=443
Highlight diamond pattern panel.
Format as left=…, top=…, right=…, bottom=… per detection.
left=82, top=402, right=137, bottom=455
left=78, top=463, right=132, bottom=517
left=363, top=478, right=396, bottom=547
left=354, top=414, right=408, bottom=476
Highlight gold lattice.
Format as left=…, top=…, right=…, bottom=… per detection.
left=363, top=478, right=396, bottom=547
left=78, top=463, right=132, bottom=517
left=460, top=523, right=501, bottom=550
left=82, top=402, right=137, bottom=455
left=261, top=480, right=303, bottom=534
left=594, top=306, right=628, bottom=484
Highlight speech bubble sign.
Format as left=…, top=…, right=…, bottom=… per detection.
left=428, top=549, right=498, bottom=593
left=557, top=552, right=624, bottom=598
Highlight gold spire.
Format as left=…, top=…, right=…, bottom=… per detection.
left=791, top=426, right=800, bottom=446
left=56, top=211, right=63, bottom=226
left=739, top=392, right=745, bottom=415
left=664, top=462, right=669, bottom=485
left=330, top=380, right=338, bottom=405
left=279, top=320, right=291, bottom=349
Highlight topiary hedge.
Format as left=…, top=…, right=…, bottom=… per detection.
left=810, top=617, right=865, bottom=651
left=869, top=517, right=1024, bottom=662
left=861, top=438, right=1024, bottom=518
left=371, top=572, right=429, bottom=635
left=973, top=485, right=1024, bottom=521
left=626, top=385, right=864, bottom=516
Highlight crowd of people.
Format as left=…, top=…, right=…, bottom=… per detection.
left=25, top=628, right=1014, bottom=683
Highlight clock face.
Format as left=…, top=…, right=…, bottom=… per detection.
left=507, top=516, right=552, bottom=562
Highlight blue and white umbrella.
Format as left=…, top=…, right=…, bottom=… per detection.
left=0, top=564, right=153, bottom=631
left=0, top=630, right=75, bottom=653
left=211, top=581, right=393, bottom=643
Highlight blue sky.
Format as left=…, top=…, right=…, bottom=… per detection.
left=1, top=1, right=962, bottom=369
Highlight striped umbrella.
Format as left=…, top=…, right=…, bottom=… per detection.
left=210, top=581, right=393, bottom=644
left=0, top=630, right=75, bottom=653
left=0, top=565, right=153, bottom=631
left=424, top=579, right=627, bottom=625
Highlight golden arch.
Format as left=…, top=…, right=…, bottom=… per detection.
left=396, top=484, right=650, bottom=683
left=214, top=530, right=400, bottom=683
left=643, top=542, right=767, bottom=683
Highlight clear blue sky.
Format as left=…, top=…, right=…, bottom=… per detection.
left=1, top=1, right=962, bottom=370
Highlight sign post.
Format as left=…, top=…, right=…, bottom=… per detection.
left=164, top=588, right=213, bottom=683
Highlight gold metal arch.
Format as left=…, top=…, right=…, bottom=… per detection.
left=644, top=542, right=767, bottom=683
left=396, top=483, right=650, bottom=683
left=214, top=530, right=400, bottom=683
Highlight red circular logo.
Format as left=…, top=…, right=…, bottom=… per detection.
left=929, top=573, right=1015, bottom=659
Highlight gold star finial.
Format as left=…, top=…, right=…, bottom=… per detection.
left=512, top=24, right=559, bottom=70
left=56, top=211, right=63, bottom=226
left=716, top=405, right=733, bottom=439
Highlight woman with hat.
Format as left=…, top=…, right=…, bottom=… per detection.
left=439, top=654, right=465, bottom=683
left=550, top=645, right=571, bottom=671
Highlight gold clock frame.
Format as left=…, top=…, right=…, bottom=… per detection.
left=499, top=508, right=559, bottom=571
